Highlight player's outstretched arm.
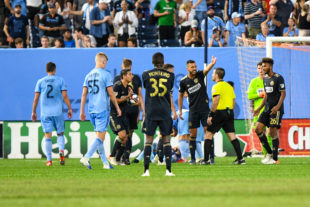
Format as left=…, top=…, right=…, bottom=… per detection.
left=31, top=92, right=40, bottom=122
left=62, top=90, right=73, bottom=119
left=270, top=90, right=286, bottom=115
left=107, top=86, right=122, bottom=117
left=80, top=87, right=88, bottom=121
left=203, top=56, right=217, bottom=76
left=178, top=92, right=184, bottom=120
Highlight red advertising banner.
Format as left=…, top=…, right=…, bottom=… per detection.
left=279, top=119, right=310, bottom=156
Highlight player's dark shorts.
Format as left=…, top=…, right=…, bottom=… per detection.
left=142, top=117, right=172, bottom=136
left=126, top=106, right=139, bottom=130
left=110, top=115, right=129, bottom=135
left=188, top=108, right=210, bottom=129
left=207, top=109, right=235, bottom=134
left=257, top=110, right=283, bottom=129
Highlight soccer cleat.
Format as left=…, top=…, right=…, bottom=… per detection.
left=109, top=157, right=119, bottom=166
left=123, top=159, right=130, bottom=165
left=80, top=157, right=92, bottom=169
left=157, top=161, right=166, bottom=166
left=59, top=151, right=65, bottom=166
left=176, top=159, right=185, bottom=163
left=261, top=154, right=273, bottom=164
left=46, top=161, right=52, bottom=166
left=199, top=160, right=211, bottom=165
left=142, top=170, right=150, bottom=177
left=132, top=159, right=139, bottom=163
left=165, top=170, right=175, bottom=176
left=276, top=160, right=280, bottom=164
left=189, top=159, right=196, bottom=165
left=103, top=163, right=114, bottom=169
left=264, top=158, right=276, bottom=165
left=210, top=158, right=215, bottom=165
left=234, top=159, right=246, bottom=165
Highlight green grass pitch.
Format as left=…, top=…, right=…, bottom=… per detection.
left=1, top=157, right=310, bottom=207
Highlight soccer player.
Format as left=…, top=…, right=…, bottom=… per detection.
left=141, top=52, right=175, bottom=177
left=109, top=69, right=134, bottom=165
left=80, top=52, right=121, bottom=169
left=31, top=62, right=72, bottom=166
left=204, top=68, right=245, bottom=165
left=254, top=57, right=286, bottom=164
left=247, top=62, right=272, bottom=156
left=113, top=58, right=145, bottom=165
left=178, top=57, right=216, bottom=165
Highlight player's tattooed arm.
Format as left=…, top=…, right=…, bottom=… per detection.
left=203, top=56, right=217, bottom=76
left=31, top=92, right=40, bottom=122
left=270, top=90, right=286, bottom=115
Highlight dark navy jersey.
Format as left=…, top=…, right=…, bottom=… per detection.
left=263, top=73, right=285, bottom=113
left=142, top=68, right=175, bottom=120
left=179, top=71, right=209, bottom=112
left=110, top=80, right=130, bottom=116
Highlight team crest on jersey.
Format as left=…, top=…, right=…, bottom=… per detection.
left=117, top=125, right=121, bottom=129
left=280, top=83, right=285, bottom=88
left=270, top=81, right=274, bottom=86
left=187, top=84, right=190, bottom=88
left=194, top=78, right=198, bottom=83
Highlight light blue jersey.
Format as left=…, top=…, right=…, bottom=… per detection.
left=225, top=21, right=245, bottom=46
left=35, top=75, right=67, bottom=117
left=201, top=17, right=225, bottom=46
left=283, top=27, right=299, bottom=37
left=83, top=68, right=113, bottom=114
left=256, top=33, right=275, bottom=42
left=192, top=0, right=207, bottom=11
left=176, top=109, right=190, bottom=136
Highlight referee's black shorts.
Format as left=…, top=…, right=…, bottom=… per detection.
left=188, top=108, right=210, bottom=129
left=110, top=115, right=129, bottom=135
left=142, top=117, right=172, bottom=136
left=258, top=110, right=283, bottom=129
left=126, top=106, right=139, bottom=130
left=207, top=109, right=235, bottom=134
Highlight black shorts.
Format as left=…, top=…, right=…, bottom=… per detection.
left=188, top=108, right=209, bottom=129
left=110, top=115, right=129, bottom=135
left=118, top=33, right=135, bottom=42
left=126, top=106, right=139, bottom=130
left=207, top=109, right=235, bottom=134
left=142, top=117, right=172, bottom=136
left=27, top=6, right=40, bottom=20
left=258, top=110, right=283, bottom=129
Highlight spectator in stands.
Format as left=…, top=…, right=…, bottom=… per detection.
left=135, top=0, right=150, bottom=19
left=53, top=37, right=65, bottom=47
left=39, top=2, right=66, bottom=46
left=244, top=0, right=265, bottom=39
left=4, top=0, right=27, bottom=16
left=262, top=4, right=282, bottom=36
left=184, top=19, right=202, bottom=47
left=112, top=0, right=135, bottom=18
left=293, top=0, right=306, bottom=22
left=127, top=36, right=137, bottom=47
left=26, top=0, right=42, bottom=28
left=4, top=4, right=29, bottom=48
left=209, top=26, right=224, bottom=47
left=179, top=1, right=195, bottom=45
left=81, top=34, right=94, bottom=47
left=201, top=6, right=225, bottom=45
left=14, top=37, right=24, bottom=48
left=89, top=0, right=112, bottom=47
left=40, top=35, right=49, bottom=48
left=256, top=23, right=275, bottom=41
left=113, top=0, right=138, bottom=47
left=225, top=12, right=246, bottom=46
left=103, top=33, right=117, bottom=47
left=192, top=0, right=207, bottom=25
left=282, top=17, right=299, bottom=36
left=297, top=4, right=310, bottom=36
left=70, top=0, right=96, bottom=34
left=0, top=0, right=6, bottom=46
left=154, top=0, right=177, bottom=42
left=270, top=0, right=294, bottom=33
left=56, top=0, right=73, bottom=29
left=224, top=0, right=246, bottom=21
left=39, top=0, right=55, bottom=19
left=72, top=0, right=87, bottom=28
left=63, top=29, right=76, bottom=47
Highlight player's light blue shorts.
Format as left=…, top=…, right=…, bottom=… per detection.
left=41, top=115, right=65, bottom=134
left=90, top=110, right=110, bottom=132
left=178, top=112, right=190, bottom=136
left=196, top=124, right=205, bottom=142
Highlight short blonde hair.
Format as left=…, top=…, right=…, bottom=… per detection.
left=95, top=52, right=108, bottom=63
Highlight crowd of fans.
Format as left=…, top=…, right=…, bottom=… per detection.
left=0, top=0, right=309, bottom=48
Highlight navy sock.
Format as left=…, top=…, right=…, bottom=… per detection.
left=124, top=135, right=132, bottom=160
left=111, top=138, right=122, bottom=157
left=157, top=139, right=164, bottom=162
left=231, top=139, right=243, bottom=160
left=257, top=133, right=273, bottom=154
left=144, top=144, right=152, bottom=172
left=210, top=139, right=215, bottom=159
left=163, top=142, right=172, bottom=172
left=189, top=137, right=196, bottom=161
left=116, top=143, right=125, bottom=162
left=272, top=138, right=279, bottom=161
left=204, top=139, right=212, bottom=161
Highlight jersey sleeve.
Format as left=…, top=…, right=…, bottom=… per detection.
left=179, top=79, right=185, bottom=93
left=154, top=1, right=160, bottom=11
left=34, top=80, right=41, bottom=93
left=83, top=75, right=88, bottom=87
left=105, top=72, right=113, bottom=88
left=136, top=75, right=142, bottom=88
left=113, top=84, right=120, bottom=97
left=170, top=73, right=175, bottom=94
left=212, top=84, right=221, bottom=97
left=61, top=78, right=67, bottom=91
left=247, top=79, right=259, bottom=100
left=142, top=71, right=147, bottom=89
left=277, top=75, right=285, bottom=91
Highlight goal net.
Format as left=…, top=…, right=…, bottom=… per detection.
left=236, top=36, right=310, bottom=155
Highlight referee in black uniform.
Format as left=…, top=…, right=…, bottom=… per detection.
left=254, top=57, right=286, bottom=165
left=204, top=68, right=245, bottom=164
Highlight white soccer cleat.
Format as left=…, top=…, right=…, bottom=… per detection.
left=165, top=170, right=175, bottom=177
left=261, top=154, right=273, bottom=164
left=80, top=157, right=91, bottom=169
left=110, top=157, right=119, bottom=166
left=264, top=158, right=277, bottom=165
left=142, top=170, right=150, bottom=177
